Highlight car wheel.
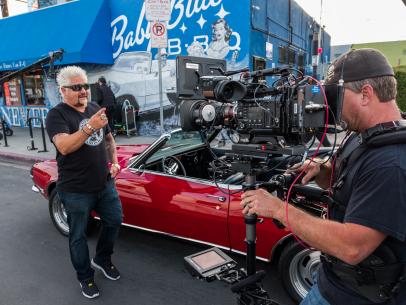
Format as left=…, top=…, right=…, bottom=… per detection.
left=49, top=189, right=69, bottom=236
left=48, top=190, right=99, bottom=237
left=5, top=128, right=13, bottom=137
left=278, top=240, right=321, bottom=303
left=116, top=95, right=139, bottom=112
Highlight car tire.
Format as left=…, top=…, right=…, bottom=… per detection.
left=49, top=189, right=69, bottom=236
left=278, top=240, right=321, bottom=303
left=5, top=128, right=13, bottom=137
left=116, top=95, right=139, bottom=112
left=48, top=189, right=99, bottom=237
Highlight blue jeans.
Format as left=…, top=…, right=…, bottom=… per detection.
left=300, top=273, right=331, bottom=305
left=57, top=179, right=123, bottom=281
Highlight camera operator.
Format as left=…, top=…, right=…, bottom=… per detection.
left=240, top=49, right=406, bottom=305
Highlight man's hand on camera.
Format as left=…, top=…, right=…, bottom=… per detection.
left=240, top=189, right=284, bottom=219
left=286, top=160, right=321, bottom=185
left=88, top=108, right=108, bottom=130
left=286, top=158, right=332, bottom=189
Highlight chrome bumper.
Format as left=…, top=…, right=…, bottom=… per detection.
left=31, top=185, right=40, bottom=193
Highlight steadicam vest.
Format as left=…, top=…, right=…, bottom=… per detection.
left=324, top=120, right=406, bottom=303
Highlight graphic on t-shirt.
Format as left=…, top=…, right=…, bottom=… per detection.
left=79, top=119, right=103, bottom=146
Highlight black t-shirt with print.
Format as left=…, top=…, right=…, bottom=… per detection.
left=46, top=102, right=111, bottom=193
left=318, top=143, right=406, bottom=305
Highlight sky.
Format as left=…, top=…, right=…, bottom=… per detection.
left=295, top=0, right=406, bottom=46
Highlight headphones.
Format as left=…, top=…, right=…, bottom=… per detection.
left=334, top=50, right=353, bottom=124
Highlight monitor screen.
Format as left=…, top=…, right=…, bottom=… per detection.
left=191, top=250, right=226, bottom=270
left=184, top=247, right=236, bottom=278
left=176, top=55, right=226, bottom=100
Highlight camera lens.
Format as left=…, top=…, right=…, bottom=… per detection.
left=214, top=80, right=246, bottom=102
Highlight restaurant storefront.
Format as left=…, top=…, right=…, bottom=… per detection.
left=0, top=0, right=327, bottom=134
left=0, top=0, right=113, bottom=127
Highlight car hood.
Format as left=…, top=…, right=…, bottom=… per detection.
left=34, top=144, right=149, bottom=173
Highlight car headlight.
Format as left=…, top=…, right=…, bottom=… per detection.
left=108, top=81, right=120, bottom=94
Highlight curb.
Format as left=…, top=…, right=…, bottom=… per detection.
left=0, top=151, right=49, bottom=164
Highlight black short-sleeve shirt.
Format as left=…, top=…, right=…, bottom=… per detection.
left=318, top=143, right=406, bottom=305
left=46, top=102, right=111, bottom=193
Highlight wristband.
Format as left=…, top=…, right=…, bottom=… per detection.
left=81, top=127, right=91, bottom=137
left=86, top=123, right=97, bottom=133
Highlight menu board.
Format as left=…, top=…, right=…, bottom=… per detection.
left=4, top=78, right=22, bottom=106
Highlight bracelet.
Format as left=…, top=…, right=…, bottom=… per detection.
left=112, top=163, right=121, bottom=171
left=86, top=123, right=97, bottom=133
left=81, top=127, right=91, bottom=137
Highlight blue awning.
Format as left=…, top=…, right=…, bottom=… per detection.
left=0, top=0, right=113, bottom=71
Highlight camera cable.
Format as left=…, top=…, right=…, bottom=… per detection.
left=283, top=75, right=330, bottom=249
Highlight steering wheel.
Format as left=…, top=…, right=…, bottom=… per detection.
left=161, top=156, right=187, bottom=176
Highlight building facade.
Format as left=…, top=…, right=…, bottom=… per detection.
left=0, top=0, right=330, bottom=135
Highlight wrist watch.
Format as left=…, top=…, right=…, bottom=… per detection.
left=112, top=163, right=121, bottom=171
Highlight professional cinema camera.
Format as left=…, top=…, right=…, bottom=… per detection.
left=177, top=56, right=342, bottom=305
left=177, top=56, right=343, bottom=156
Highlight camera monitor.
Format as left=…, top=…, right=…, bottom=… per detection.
left=176, top=55, right=227, bottom=100
left=184, top=247, right=236, bottom=280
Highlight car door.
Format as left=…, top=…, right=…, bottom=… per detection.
left=115, top=168, right=153, bottom=229
left=117, top=163, right=231, bottom=248
left=121, top=130, right=231, bottom=248
left=142, top=172, right=230, bottom=248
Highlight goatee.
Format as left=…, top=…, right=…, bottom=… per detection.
left=75, top=96, right=87, bottom=107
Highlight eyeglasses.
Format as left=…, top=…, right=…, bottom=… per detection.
left=63, top=83, right=90, bottom=92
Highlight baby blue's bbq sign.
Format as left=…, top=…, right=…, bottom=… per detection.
left=109, top=0, right=250, bottom=67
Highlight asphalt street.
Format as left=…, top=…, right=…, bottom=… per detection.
left=0, top=160, right=295, bottom=305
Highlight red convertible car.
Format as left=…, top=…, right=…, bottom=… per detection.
left=31, top=129, right=322, bottom=302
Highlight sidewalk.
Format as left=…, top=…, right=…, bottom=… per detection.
left=0, top=127, right=157, bottom=164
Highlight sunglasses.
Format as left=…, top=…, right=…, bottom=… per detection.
left=63, top=83, right=90, bottom=92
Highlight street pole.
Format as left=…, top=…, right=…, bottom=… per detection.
left=0, top=0, right=9, bottom=18
left=312, top=31, right=319, bottom=79
left=158, top=48, right=164, bottom=135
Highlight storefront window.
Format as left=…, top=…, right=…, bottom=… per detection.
left=0, top=86, right=4, bottom=106
left=23, top=73, right=46, bottom=106
left=3, top=78, right=23, bottom=106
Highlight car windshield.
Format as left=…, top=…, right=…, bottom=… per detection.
left=145, top=130, right=204, bottom=164
left=113, top=52, right=151, bottom=73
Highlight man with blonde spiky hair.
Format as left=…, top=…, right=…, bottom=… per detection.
left=46, top=66, right=123, bottom=299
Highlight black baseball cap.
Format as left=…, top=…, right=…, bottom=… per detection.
left=325, top=48, right=394, bottom=85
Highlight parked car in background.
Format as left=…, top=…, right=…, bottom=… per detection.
left=31, top=129, right=325, bottom=303
left=87, top=51, right=176, bottom=114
